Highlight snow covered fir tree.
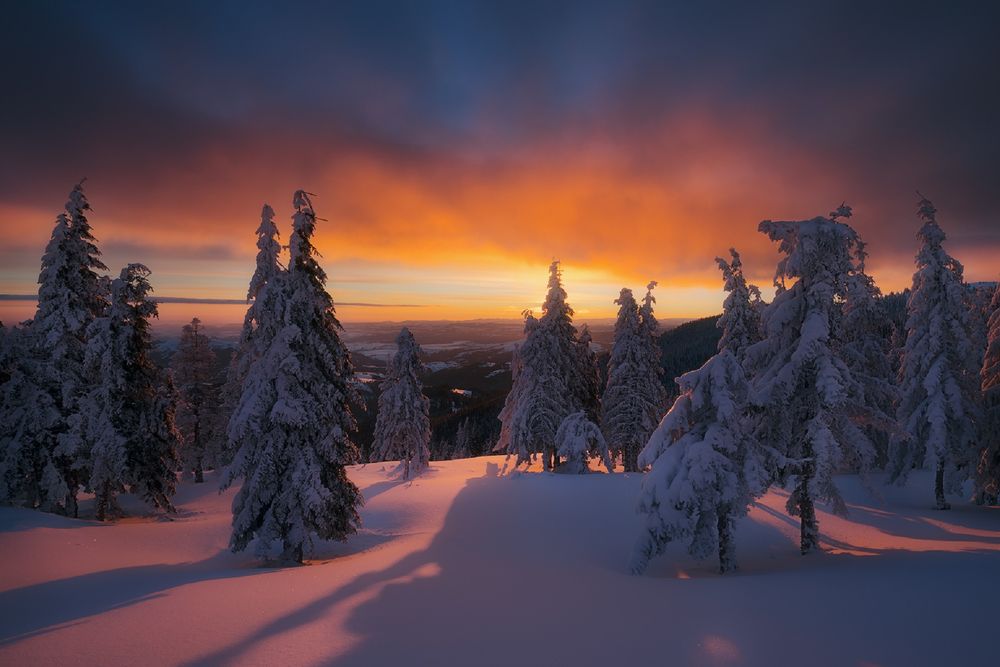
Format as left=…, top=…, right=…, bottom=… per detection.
left=555, top=411, right=613, bottom=474
left=978, top=283, right=1000, bottom=502
left=497, top=261, right=593, bottom=470
left=372, top=327, right=431, bottom=480
left=602, top=283, right=666, bottom=472
left=840, top=240, right=898, bottom=467
left=632, top=249, right=766, bottom=574
left=890, top=196, right=982, bottom=509
left=79, top=264, right=181, bottom=521
left=744, top=206, right=878, bottom=553
left=0, top=183, right=107, bottom=515
left=223, top=191, right=363, bottom=563
left=218, top=203, right=283, bottom=468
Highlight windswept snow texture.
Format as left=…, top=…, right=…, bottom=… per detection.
left=1, top=458, right=998, bottom=666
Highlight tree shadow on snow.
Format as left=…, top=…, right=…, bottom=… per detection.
left=0, top=551, right=273, bottom=646
left=0, top=529, right=399, bottom=648
left=182, top=462, right=786, bottom=666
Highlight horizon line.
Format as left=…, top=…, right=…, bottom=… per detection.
left=0, top=294, right=430, bottom=308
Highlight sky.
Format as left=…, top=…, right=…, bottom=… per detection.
left=1, top=1, right=998, bottom=324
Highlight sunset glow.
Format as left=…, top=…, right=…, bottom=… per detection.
left=1, top=3, right=997, bottom=325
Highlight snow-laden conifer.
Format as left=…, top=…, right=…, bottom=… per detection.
left=80, top=264, right=180, bottom=520
left=372, top=327, right=431, bottom=480
left=172, top=318, right=219, bottom=482
left=633, top=250, right=766, bottom=574
left=841, top=241, right=898, bottom=467
left=0, top=325, right=64, bottom=509
left=716, top=249, right=762, bottom=360
left=745, top=206, right=876, bottom=553
left=638, top=282, right=668, bottom=445
left=602, top=283, right=666, bottom=472
left=497, top=261, right=586, bottom=469
left=602, top=289, right=643, bottom=468
left=224, top=191, right=362, bottom=563
left=555, top=411, right=612, bottom=474
left=0, top=183, right=107, bottom=514
left=219, top=204, right=283, bottom=466
left=889, top=196, right=981, bottom=509
left=978, top=282, right=1000, bottom=502
left=576, top=323, right=602, bottom=425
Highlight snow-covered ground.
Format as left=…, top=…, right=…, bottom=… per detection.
left=1, top=457, right=997, bottom=666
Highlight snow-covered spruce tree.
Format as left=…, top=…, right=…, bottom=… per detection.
left=576, top=323, right=602, bottom=424
left=716, top=249, right=762, bottom=359
left=602, top=283, right=666, bottom=472
left=889, top=197, right=981, bottom=509
left=841, top=240, right=898, bottom=468
left=638, top=282, right=668, bottom=444
left=372, top=327, right=431, bottom=480
left=218, top=204, right=283, bottom=467
left=978, top=282, right=1000, bottom=502
left=555, top=411, right=612, bottom=474
left=224, top=191, right=362, bottom=564
left=172, top=317, right=219, bottom=483
left=602, top=289, right=643, bottom=468
left=80, top=264, right=181, bottom=520
left=497, top=261, right=586, bottom=470
left=632, top=250, right=767, bottom=574
left=0, top=325, right=64, bottom=509
left=0, top=183, right=107, bottom=514
left=744, top=206, right=876, bottom=553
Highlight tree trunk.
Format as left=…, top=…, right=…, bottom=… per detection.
left=95, top=480, right=111, bottom=522
left=65, top=487, right=79, bottom=519
left=623, top=444, right=638, bottom=473
left=403, top=457, right=410, bottom=481
left=717, top=509, right=736, bottom=573
left=194, top=456, right=204, bottom=484
left=797, top=462, right=818, bottom=554
left=282, top=541, right=304, bottom=564
left=934, top=460, right=951, bottom=510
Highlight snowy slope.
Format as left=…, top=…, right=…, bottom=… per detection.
left=1, top=458, right=998, bottom=666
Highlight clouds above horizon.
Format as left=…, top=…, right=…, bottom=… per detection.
left=1, top=1, right=997, bottom=319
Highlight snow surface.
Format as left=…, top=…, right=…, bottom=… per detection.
left=1, top=457, right=998, bottom=666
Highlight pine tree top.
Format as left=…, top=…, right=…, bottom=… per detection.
left=541, top=260, right=574, bottom=326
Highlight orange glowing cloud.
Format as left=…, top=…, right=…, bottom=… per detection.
left=1, top=106, right=995, bottom=324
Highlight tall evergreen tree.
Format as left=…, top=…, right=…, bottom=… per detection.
left=602, top=288, right=644, bottom=469
left=224, top=191, right=362, bottom=563
left=890, top=197, right=981, bottom=509
left=638, top=281, right=668, bottom=449
left=978, top=282, right=1000, bottom=503
left=576, top=323, right=602, bottom=425
left=602, top=282, right=665, bottom=472
left=715, top=249, right=762, bottom=360
left=497, top=261, right=586, bottom=470
left=219, top=204, right=283, bottom=467
left=172, top=318, right=219, bottom=482
left=80, top=264, right=180, bottom=520
left=633, top=250, right=766, bottom=574
left=372, top=327, right=431, bottom=480
left=841, top=240, right=898, bottom=468
left=0, top=325, right=63, bottom=510
left=0, top=183, right=106, bottom=514
left=746, top=206, right=876, bottom=553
